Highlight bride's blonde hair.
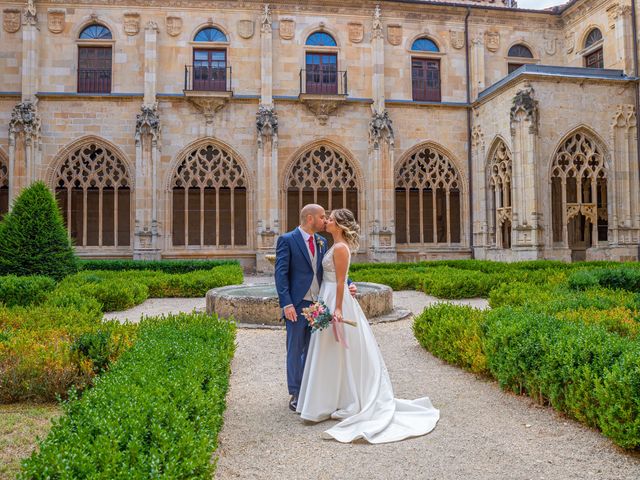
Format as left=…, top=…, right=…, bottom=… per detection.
left=331, top=208, right=360, bottom=252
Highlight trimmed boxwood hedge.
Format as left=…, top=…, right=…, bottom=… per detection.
left=19, top=313, right=236, bottom=479
left=79, top=259, right=239, bottom=274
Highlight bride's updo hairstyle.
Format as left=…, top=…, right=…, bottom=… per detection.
left=331, top=208, right=360, bottom=252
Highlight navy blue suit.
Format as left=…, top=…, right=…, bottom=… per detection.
left=275, top=228, right=325, bottom=396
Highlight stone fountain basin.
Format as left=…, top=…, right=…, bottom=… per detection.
left=206, top=282, right=393, bottom=326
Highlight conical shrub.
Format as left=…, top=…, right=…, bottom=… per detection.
left=0, top=181, right=77, bottom=280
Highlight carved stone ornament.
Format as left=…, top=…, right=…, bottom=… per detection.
left=47, top=9, right=65, bottom=34
left=9, top=101, right=41, bottom=141
left=3, top=8, right=21, bottom=33
left=135, top=104, right=161, bottom=143
left=369, top=110, right=394, bottom=149
left=485, top=30, right=500, bottom=52
left=387, top=24, right=402, bottom=46
left=565, top=30, right=575, bottom=54
left=612, top=104, right=637, bottom=129
left=256, top=104, right=278, bottom=147
left=510, top=86, right=538, bottom=136
left=301, top=98, right=344, bottom=125
left=188, top=97, right=230, bottom=124
left=238, top=19, right=254, bottom=39
left=261, top=4, right=272, bottom=34
left=543, top=30, right=557, bottom=56
left=146, top=20, right=159, bottom=32
left=372, top=5, right=383, bottom=40
left=449, top=30, right=465, bottom=50
left=123, top=12, right=140, bottom=36
left=279, top=18, right=294, bottom=40
left=166, top=16, right=182, bottom=37
left=348, top=22, right=364, bottom=43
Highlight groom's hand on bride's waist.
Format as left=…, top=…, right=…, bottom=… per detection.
left=284, top=305, right=298, bottom=322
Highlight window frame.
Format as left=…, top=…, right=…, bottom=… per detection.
left=411, top=56, right=441, bottom=102
left=76, top=24, right=115, bottom=94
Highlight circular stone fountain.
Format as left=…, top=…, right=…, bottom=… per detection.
left=206, top=282, right=404, bottom=327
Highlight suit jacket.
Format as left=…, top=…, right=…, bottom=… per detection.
left=275, top=228, right=326, bottom=309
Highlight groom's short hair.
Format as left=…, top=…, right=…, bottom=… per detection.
left=300, top=204, right=323, bottom=224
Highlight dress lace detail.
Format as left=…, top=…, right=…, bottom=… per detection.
left=321, top=245, right=351, bottom=284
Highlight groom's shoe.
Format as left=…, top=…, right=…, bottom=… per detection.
left=289, top=395, right=298, bottom=412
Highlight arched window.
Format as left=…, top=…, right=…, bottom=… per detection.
left=78, top=24, right=112, bottom=94
left=488, top=141, right=512, bottom=249
left=189, top=27, right=229, bottom=92
left=508, top=44, right=533, bottom=58
left=551, top=131, right=608, bottom=257
left=507, top=44, right=534, bottom=74
left=411, top=37, right=439, bottom=52
left=285, top=145, right=359, bottom=233
left=395, top=145, right=462, bottom=245
left=0, top=154, right=8, bottom=220
left=306, top=32, right=337, bottom=47
left=54, top=141, right=131, bottom=247
left=194, top=27, right=228, bottom=43
left=584, top=28, right=604, bottom=68
left=411, top=37, right=441, bottom=102
left=171, top=143, right=248, bottom=247
left=79, top=24, right=112, bottom=40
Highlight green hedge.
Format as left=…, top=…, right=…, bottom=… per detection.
left=19, top=313, right=236, bottom=479
left=79, top=259, right=239, bottom=274
left=0, top=275, right=57, bottom=307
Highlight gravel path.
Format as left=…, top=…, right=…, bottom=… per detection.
left=214, top=290, right=640, bottom=480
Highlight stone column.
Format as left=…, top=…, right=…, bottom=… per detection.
left=611, top=104, right=639, bottom=246
left=509, top=85, right=543, bottom=259
left=610, top=4, right=634, bottom=74
left=21, top=2, right=38, bottom=102
left=255, top=5, right=280, bottom=273
left=133, top=21, right=161, bottom=260
left=366, top=6, right=396, bottom=263
left=470, top=120, right=487, bottom=257
left=8, top=101, right=41, bottom=203
left=470, top=33, right=485, bottom=101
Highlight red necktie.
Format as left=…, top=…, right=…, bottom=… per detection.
left=308, top=236, right=315, bottom=257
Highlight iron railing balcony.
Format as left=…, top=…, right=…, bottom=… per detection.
left=184, top=65, right=232, bottom=93
left=77, top=69, right=112, bottom=94
left=299, top=68, right=347, bottom=96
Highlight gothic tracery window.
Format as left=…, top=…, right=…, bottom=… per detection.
left=0, top=155, right=8, bottom=220
left=285, top=145, right=359, bottom=231
left=488, top=141, right=512, bottom=248
left=395, top=145, right=462, bottom=245
left=54, top=142, right=131, bottom=247
left=171, top=143, right=247, bottom=247
left=551, top=132, right=608, bottom=252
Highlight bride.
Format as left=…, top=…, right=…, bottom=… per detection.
left=296, top=208, right=440, bottom=444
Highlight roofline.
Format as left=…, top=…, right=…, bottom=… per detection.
left=381, top=0, right=567, bottom=15
left=477, top=64, right=637, bottom=103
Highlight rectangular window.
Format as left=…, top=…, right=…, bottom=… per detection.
left=78, top=47, right=112, bottom=94
left=412, top=58, right=441, bottom=102
left=585, top=48, right=604, bottom=69
left=193, top=49, right=227, bottom=91
left=508, top=63, right=524, bottom=74
left=305, top=53, right=338, bottom=95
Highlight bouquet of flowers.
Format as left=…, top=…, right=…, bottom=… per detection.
left=302, top=300, right=357, bottom=337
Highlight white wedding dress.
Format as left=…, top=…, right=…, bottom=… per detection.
left=296, top=245, right=440, bottom=443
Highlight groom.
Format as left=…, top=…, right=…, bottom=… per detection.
left=275, top=204, right=356, bottom=411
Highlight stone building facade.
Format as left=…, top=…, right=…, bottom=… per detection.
left=0, top=0, right=638, bottom=269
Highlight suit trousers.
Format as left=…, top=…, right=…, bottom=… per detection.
left=285, top=300, right=313, bottom=396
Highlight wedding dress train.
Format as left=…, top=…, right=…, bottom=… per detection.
left=296, top=246, right=440, bottom=444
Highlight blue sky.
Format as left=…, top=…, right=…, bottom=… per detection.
left=517, top=0, right=568, bottom=8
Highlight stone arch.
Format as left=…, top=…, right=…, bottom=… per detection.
left=486, top=137, right=513, bottom=249
left=49, top=136, right=133, bottom=248
left=580, top=25, right=604, bottom=50
left=406, top=33, right=445, bottom=54
left=282, top=139, right=363, bottom=232
left=549, top=126, right=609, bottom=257
left=189, top=22, right=232, bottom=44
left=72, top=15, right=121, bottom=41
left=506, top=40, right=537, bottom=59
left=394, top=142, right=466, bottom=245
left=0, top=148, right=8, bottom=218
left=300, top=23, right=343, bottom=49
left=167, top=137, right=252, bottom=248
